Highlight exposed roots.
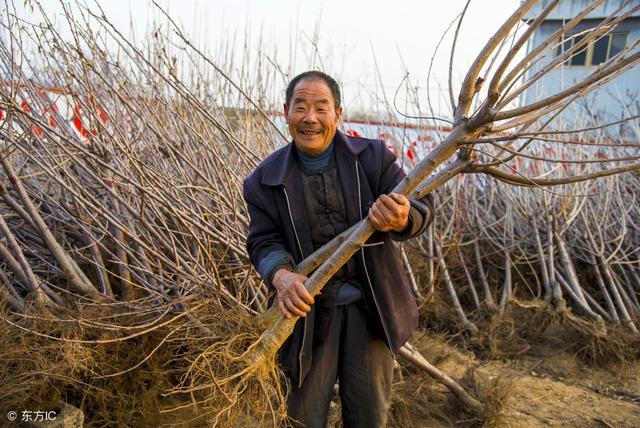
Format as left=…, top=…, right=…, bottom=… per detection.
left=0, top=297, right=293, bottom=427
left=0, top=303, right=176, bottom=427
left=459, top=366, right=516, bottom=427
left=471, top=299, right=640, bottom=366
left=162, top=310, right=289, bottom=427
left=387, top=377, right=454, bottom=427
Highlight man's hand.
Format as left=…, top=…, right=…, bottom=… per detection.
left=272, top=268, right=314, bottom=318
left=368, top=193, right=410, bottom=232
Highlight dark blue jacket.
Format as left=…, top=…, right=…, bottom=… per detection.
left=243, top=130, right=434, bottom=386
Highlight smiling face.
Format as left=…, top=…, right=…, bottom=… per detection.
left=284, top=79, right=343, bottom=156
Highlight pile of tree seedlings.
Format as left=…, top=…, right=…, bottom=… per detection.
left=0, top=1, right=287, bottom=424
left=0, top=0, right=639, bottom=425
left=417, top=162, right=640, bottom=334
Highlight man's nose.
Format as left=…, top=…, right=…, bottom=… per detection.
left=303, top=110, right=318, bottom=123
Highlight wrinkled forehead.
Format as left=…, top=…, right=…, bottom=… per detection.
left=290, top=78, right=336, bottom=106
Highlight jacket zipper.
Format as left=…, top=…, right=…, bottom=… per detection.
left=355, top=161, right=394, bottom=357
left=282, top=186, right=309, bottom=387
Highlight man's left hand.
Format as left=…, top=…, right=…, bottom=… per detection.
left=368, top=193, right=410, bottom=232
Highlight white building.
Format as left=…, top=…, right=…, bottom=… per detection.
left=523, top=0, right=640, bottom=138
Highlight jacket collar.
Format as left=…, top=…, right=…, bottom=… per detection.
left=261, top=130, right=368, bottom=187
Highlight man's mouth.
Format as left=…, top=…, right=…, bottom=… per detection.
left=298, top=129, right=322, bottom=137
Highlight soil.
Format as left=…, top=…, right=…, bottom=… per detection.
left=397, top=333, right=640, bottom=427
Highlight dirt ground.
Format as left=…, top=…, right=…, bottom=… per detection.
left=392, top=333, right=640, bottom=427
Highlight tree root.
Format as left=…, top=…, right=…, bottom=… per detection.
left=163, top=329, right=289, bottom=427
left=399, top=342, right=485, bottom=416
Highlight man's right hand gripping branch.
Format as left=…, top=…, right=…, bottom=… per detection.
left=273, top=269, right=314, bottom=318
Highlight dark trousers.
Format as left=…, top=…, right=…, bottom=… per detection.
left=287, top=302, right=394, bottom=428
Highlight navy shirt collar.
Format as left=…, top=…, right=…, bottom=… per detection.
left=295, top=140, right=335, bottom=174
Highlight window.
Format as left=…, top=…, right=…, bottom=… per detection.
left=556, top=32, right=628, bottom=67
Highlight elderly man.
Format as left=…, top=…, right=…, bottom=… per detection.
left=243, top=71, right=433, bottom=427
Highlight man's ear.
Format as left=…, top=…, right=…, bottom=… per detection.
left=283, top=103, right=289, bottom=119
left=336, top=106, right=343, bottom=121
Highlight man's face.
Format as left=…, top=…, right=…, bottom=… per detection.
left=284, top=79, right=342, bottom=156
